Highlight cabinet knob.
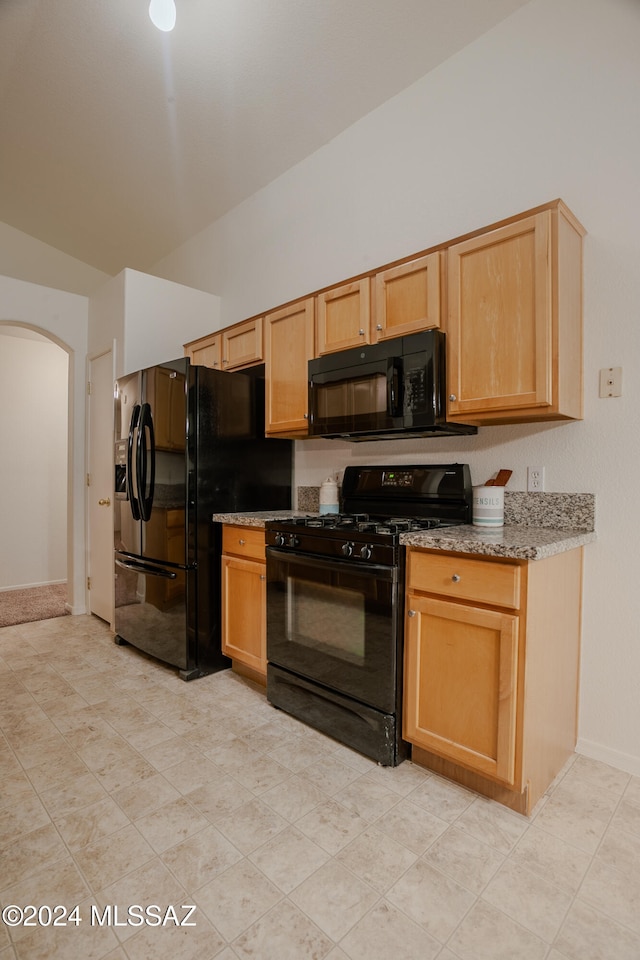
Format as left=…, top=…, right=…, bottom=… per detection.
left=238, top=539, right=246, bottom=546
left=451, top=574, right=461, bottom=583
left=407, top=609, right=416, bottom=618
left=359, top=329, right=365, bottom=336
left=260, top=574, right=266, bottom=581
left=449, top=394, right=457, bottom=402
left=303, top=413, right=309, bottom=419
left=376, top=324, right=383, bottom=331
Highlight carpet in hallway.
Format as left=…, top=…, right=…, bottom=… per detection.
left=0, top=583, right=69, bottom=627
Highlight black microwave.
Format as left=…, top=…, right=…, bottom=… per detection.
left=308, top=330, right=477, bottom=441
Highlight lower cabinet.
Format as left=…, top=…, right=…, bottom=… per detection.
left=404, top=547, right=584, bottom=814
left=221, top=525, right=267, bottom=680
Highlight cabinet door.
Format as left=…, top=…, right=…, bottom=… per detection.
left=316, top=279, right=370, bottom=355
left=221, top=555, right=266, bottom=675
left=404, top=594, right=519, bottom=784
left=373, top=252, right=441, bottom=342
left=265, top=297, right=315, bottom=436
left=185, top=332, right=222, bottom=369
left=446, top=211, right=552, bottom=419
left=223, top=317, right=264, bottom=370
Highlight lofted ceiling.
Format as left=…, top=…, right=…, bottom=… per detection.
left=0, top=0, right=530, bottom=276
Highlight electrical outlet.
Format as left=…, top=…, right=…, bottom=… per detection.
left=527, top=467, right=545, bottom=492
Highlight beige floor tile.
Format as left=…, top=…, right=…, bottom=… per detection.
left=248, top=825, right=330, bottom=893
left=509, top=824, right=592, bottom=894
left=122, top=911, right=225, bottom=960
left=134, top=797, right=210, bottom=853
left=54, top=796, right=130, bottom=853
left=481, top=858, right=573, bottom=942
left=455, top=796, right=529, bottom=854
left=259, top=773, right=326, bottom=822
left=135, top=735, right=203, bottom=772
left=289, top=860, right=379, bottom=941
left=532, top=777, right=620, bottom=854
left=339, top=899, right=441, bottom=960
left=447, top=899, right=547, bottom=960
left=95, top=857, right=188, bottom=942
left=0, top=793, right=50, bottom=845
left=215, top=797, right=288, bottom=855
left=386, top=857, right=475, bottom=942
left=233, top=897, right=333, bottom=960
left=161, top=824, right=243, bottom=890
left=160, top=756, right=224, bottom=794
left=595, top=821, right=640, bottom=879
left=610, top=798, right=640, bottom=838
left=8, top=897, right=119, bottom=959
left=406, top=773, right=475, bottom=822
left=374, top=798, right=447, bottom=854
left=579, top=857, right=640, bottom=935
left=423, top=824, right=504, bottom=894
left=335, top=826, right=418, bottom=894
left=195, top=859, right=281, bottom=941
left=184, top=776, right=253, bottom=823
left=295, top=797, right=369, bottom=856
left=332, top=775, right=400, bottom=822
left=112, top=773, right=181, bottom=820
left=1, top=859, right=91, bottom=943
left=73, top=825, right=155, bottom=890
left=554, top=898, right=640, bottom=960
left=0, top=822, right=68, bottom=888
left=298, top=755, right=362, bottom=797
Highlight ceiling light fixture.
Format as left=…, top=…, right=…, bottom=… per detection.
left=149, top=0, right=176, bottom=32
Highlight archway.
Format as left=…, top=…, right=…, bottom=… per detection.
left=0, top=320, right=75, bottom=613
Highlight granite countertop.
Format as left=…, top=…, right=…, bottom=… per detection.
left=400, top=524, right=596, bottom=561
left=212, top=511, right=308, bottom=527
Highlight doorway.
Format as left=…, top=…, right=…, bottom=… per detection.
left=0, top=324, right=69, bottom=622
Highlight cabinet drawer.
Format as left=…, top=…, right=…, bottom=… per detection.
left=407, top=551, right=521, bottom=610
left=222, top=525, right=266, bottom=561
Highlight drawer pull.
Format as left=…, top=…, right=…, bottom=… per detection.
left=260, top=575, right=266, bottom=581
left=451, top=574, right=461, bottom=583
left=238, top=539, right=246, bottom=546
left=407, top=610, right=416, bottom=618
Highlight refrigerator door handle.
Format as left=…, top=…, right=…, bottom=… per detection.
left=127, top=404, right=142, bottom=521
left=137, top=402, right=156, bottom=522
left=115, top=557, right=177, bottom=580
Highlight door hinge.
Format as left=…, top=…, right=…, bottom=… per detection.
left=86, top=473, right=91, bottom=487
left=87, top=577, right=91, bottom=590
left=87, top=380, right=92, bottom=395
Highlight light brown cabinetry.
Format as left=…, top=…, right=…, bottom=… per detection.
left=404, top=546, right=583, bottom=814
left=221, top=525, right=267, bottom=679
left=184, top=332, right=222, bottom=369
left=446, top=201, right=584, bottom=424
left=222, top=317, right=264, bottom=370
left=265, top=297, right=315, bottom=436
left=316, top=279, right=371, bottom=355
left=373, top=251, right=442, bottom=342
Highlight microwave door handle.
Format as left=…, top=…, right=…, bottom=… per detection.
left=387, top=359, right=402, bottom=417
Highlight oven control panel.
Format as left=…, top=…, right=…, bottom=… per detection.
left=265, top=528, right=397, bottom=567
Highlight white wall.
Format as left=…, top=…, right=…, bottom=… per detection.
left=152, top=0, right=640, bottom=774
left=88, top=268, right=221, bottom=376
left=0, top=333, right=68, bottom=589
left=0, top=277, right=89, bottom=613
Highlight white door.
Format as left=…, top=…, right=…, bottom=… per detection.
left=88, top=350, right=114, bottom=624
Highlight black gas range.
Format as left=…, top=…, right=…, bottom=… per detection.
left=264, top=464, right=472, bottom=766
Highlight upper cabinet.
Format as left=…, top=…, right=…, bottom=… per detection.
left=265, top=297, right=315, bottom=437
left=222, top=317, right=264, bottom=370
left=445, top=201, right=584, bottom=424
left=373, top=251, right=442, bottom=343
left=184, top=331, right=221, bottom=369
left=316, top=279, right=371, bottom=355
left=184, top=317, right=263, bottom=372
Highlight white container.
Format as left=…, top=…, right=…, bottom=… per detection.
left=319, top=477, right=339, bottom=514
left=472, top=485, right=504, bottom=527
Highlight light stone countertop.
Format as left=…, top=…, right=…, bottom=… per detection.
left=399, top=524, right=596, bottom=561
left=212, top=512, right=596, bottom=560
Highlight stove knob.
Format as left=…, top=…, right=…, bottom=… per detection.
left=341, top=541, right=355, bottom=558
left=275, top=533, right=287, bottom=547
left=288, top=535, right=300, bottom=548
left=360, top=544, right=373, bottom=560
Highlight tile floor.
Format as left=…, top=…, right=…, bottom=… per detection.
left=1, top=614, right=640, bottom=960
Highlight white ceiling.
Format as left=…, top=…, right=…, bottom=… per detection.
left=0, top=0, right=530, bottom=276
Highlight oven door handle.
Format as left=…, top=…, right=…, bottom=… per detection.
left=266, top=547, right=397, bottom=582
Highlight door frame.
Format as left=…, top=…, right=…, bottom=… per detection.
left=86, top=344, right=116, bottom=626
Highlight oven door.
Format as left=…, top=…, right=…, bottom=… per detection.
left=266, top=548, right=401, bottom=713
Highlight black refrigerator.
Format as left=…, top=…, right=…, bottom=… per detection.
left=113, top=357, right=292, bottom=680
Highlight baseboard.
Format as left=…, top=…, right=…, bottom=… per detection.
left=0, top=579, right=66, bottom=592
left=66, top=603, right=87, bottom=616
left=576, top=737, right=640, bottom=777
